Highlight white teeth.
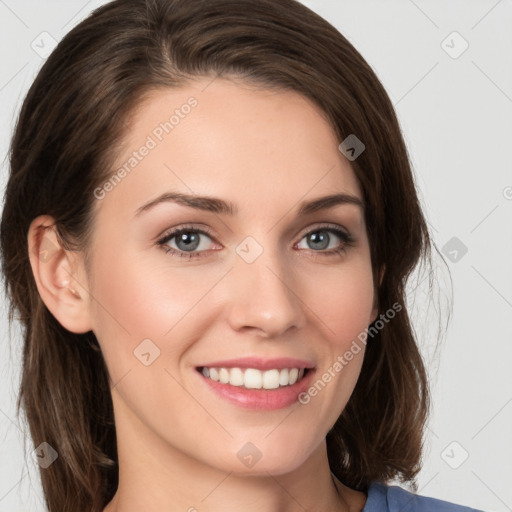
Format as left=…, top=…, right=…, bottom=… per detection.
left=201, top=366, right=308, bottom=389
left=244, top=368, right=262, bottom=389
left=229, top=367, right=244, bottom=386
left=262, top=369, right=280, bottom=389
left=219, top=368, right=230, bottom=384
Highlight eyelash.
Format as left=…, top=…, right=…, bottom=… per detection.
left=156, top=223, right=355, bottom=261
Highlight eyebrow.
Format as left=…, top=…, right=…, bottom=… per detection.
left=134, top=191, right=364, bottom=218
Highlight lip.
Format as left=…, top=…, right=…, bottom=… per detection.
left=195, top=356, right=316, bottom=371
left=195, top=365, right=316, bottom=411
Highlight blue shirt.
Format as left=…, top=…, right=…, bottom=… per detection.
left=363, top=482, right=485, bottom=511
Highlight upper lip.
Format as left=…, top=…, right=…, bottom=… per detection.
left=196, top=357, right=316, bottom=371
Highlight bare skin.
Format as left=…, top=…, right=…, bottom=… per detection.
left=28, top=76, right=380, bottom=512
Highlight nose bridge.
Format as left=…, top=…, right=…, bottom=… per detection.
left=226, top=236, right=305, bottom=336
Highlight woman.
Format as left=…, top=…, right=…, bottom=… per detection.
left=0, top=0, right=485, bottom=511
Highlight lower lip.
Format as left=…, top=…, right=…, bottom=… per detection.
left=196, top=368, right=315, bottom=410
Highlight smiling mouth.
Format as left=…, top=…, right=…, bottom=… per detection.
left=196, top=366, right=311, bottom=390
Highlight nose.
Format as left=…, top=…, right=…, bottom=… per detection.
left=225, top=247, right=306, bottom=338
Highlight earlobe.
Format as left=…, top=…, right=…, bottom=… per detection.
left=27, top=215, right=93, bottom=334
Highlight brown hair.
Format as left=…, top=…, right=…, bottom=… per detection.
left=0, top=0, right=436, bottom=510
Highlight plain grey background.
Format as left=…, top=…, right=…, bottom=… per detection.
left=1, top=1, right=511, bottom=511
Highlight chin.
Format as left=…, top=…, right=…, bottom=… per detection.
left=208, top=435, right=317, bottom=476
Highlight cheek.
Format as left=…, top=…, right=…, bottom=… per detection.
left=298, top=261, right=374, bottom=418
left=88, top=247, right=224, bottom=373
left=303, top=260, right=376, bottom=348
left=87, top=249, right=216, bottom=421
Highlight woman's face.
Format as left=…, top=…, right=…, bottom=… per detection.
left=83, top=77, right=378, bottom=475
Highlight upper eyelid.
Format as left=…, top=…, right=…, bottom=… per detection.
left=158, top=224, right=214, bottom=242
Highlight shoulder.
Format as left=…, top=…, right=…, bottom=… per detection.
left=362, top=481, right=486, bottom=512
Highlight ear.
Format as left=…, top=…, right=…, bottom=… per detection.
left=27, top=215, right=93, bottom=334
left=370, top=264, right=386, bottom=324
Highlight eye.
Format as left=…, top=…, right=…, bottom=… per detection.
left=157, top=225, right=218, bottom=260
left=157, top=223, right=355, bottom=261
left=295, top=224, right=354, bottom=256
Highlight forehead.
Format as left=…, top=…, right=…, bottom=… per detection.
left=92, top=77, right=362, bottom=224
